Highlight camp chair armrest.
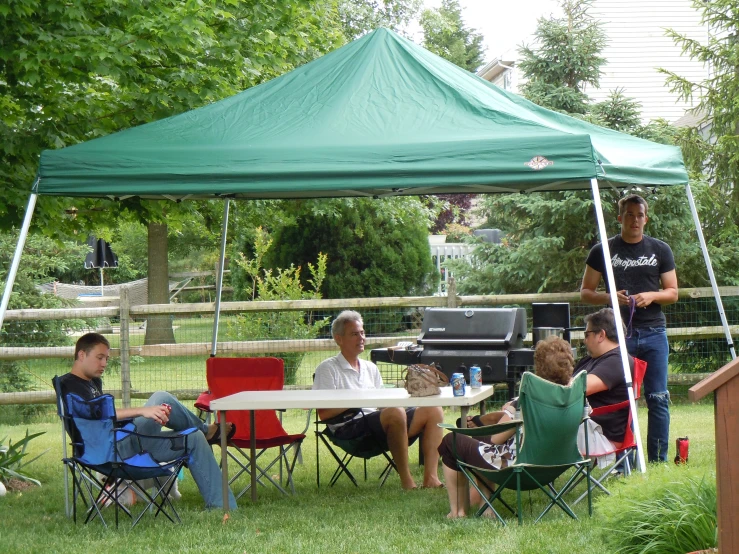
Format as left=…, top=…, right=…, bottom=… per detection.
left=115, top=426, right=199, bottom=440
left=439, top=420, right=522, bottom=437
left=590, top=400, right=629, bottom=417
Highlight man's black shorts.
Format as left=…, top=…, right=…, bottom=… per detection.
left=331, top=407, right=417, bottom=446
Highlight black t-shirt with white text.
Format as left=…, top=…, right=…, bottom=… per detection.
left=586, top=235, right=675, bottom=328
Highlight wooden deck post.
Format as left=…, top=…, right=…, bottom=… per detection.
left=689, top=357, right=739, bottom=554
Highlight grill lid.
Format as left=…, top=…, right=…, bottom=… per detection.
left=417, top=307, right=526, bottom=348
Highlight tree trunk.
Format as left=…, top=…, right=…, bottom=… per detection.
left=144, top=222, right=176, bottom=345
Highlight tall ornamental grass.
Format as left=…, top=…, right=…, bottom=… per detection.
left=601, top=475, right=717, bottom=553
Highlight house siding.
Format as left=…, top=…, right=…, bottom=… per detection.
left=587, top=0, right=709, bottom=122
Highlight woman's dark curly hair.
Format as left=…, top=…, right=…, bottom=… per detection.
left=533, top=336, right=574, bottom=385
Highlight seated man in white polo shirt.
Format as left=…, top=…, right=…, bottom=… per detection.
left=313, top=310, right=444, bottom=489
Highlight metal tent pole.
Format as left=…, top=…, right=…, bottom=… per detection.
left=685, top=183, right=736, bottom=360
left=0, top=193, right=38, bottom=331
left=210, top=199, right=231, bottom=357
left=590, top=179, right=647, bottom=473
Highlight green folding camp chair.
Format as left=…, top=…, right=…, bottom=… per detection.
left=440, top=370, right=592, bottom=525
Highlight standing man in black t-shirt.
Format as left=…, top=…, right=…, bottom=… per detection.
left=580, top=194, right=678, bottom=462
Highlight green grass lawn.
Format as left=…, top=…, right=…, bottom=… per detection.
left=0, top=403, right=716, bottom=553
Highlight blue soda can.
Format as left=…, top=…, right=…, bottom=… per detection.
left=469, top=366, right=482, bottom=388
left=451, top=372, right=466, bottom=396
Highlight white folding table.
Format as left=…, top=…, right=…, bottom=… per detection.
left=210, top=385, right=497, bottom=507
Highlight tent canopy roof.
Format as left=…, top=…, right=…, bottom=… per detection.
left=36, top=28, right=688, bottom=200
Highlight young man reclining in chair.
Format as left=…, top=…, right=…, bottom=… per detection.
left=313, top=310, right=444, bottom=490
left=58, top=333, right=238, bottom=510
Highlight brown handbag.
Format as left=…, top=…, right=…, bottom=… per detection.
left=403, top=363, right=449, bottom=397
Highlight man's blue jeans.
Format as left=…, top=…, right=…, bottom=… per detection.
left=625, top=327, right=670, bottom=462
left=130, top=392, right=237, bottom=509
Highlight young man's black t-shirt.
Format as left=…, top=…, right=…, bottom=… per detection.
left=57, top=373, right=104, bottom=450
left=58, top=373, right=103, bottom=401
left=585, top=234, right=675, bottom=328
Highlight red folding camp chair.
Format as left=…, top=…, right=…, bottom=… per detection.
left=572, top=357, right=647, bottom=504
left=205, top=357, right=305, bottom=498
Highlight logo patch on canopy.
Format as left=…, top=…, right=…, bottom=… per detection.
left=525, top=156, right=554, bottom=170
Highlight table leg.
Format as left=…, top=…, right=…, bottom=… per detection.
left=460, top=406, right=469, bottom=428
left=250, top=410, right=257, bottom=502
left=480, top=399, right=487, bottom=416
left=219, top=411, right=229, bottom=513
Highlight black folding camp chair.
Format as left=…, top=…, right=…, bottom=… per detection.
left=315, top=409, right=401, bottom=487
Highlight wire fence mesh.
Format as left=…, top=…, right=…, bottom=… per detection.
left=1, top=290, right=734, bottom=422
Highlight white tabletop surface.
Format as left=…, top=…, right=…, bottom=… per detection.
left=210, top=385, right=496, bottom=411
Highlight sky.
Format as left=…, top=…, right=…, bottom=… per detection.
left=417, top=0, right=562, bottom=60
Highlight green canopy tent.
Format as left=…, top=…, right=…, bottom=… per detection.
left=34, top=28, right=685, bottom=196
left=2, top=29, right=733, bottom=478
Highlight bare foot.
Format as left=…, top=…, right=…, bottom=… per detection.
left=446, top=511, right=466, bottom=519
left=422, top=478, right=444, bottom=488
left=400, top=476, right=418, bottom=490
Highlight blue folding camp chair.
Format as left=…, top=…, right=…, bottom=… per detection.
left=53, top=376, right=196, bottom=528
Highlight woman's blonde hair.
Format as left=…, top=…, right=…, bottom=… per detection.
left=533, top=336, right=574, bottom=385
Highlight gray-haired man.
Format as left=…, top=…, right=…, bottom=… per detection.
left=313, top=310, right=444, bottom=489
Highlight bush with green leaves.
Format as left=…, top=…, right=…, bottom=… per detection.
left=228, top=228, right=329, bottom=384
left=262, top=198, right=436, bottom=333
left=0, top=232, right=96, bottom=420
left=0, top=430, right=47, bottom=487
left=601, top=477, right=717, bottom=554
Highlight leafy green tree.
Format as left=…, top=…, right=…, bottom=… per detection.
left=1, top=0, right=344, bottom=232
left=661, top=0, right=739, bottom=225
left=263, top=197, right=437, bottom=300
left=1, top=1, right=346, bottom=341
left=338, top=0, right=422, bottom=40
left=0, top=231, right=92, bottom=420
left=518, top=0, right=607, bottom=115
left=419, top=0, right=485, bottom=72
left=590, top=89, right=642, bottom=131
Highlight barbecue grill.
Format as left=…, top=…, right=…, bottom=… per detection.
left=370, top=307, right=536, bottom=398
